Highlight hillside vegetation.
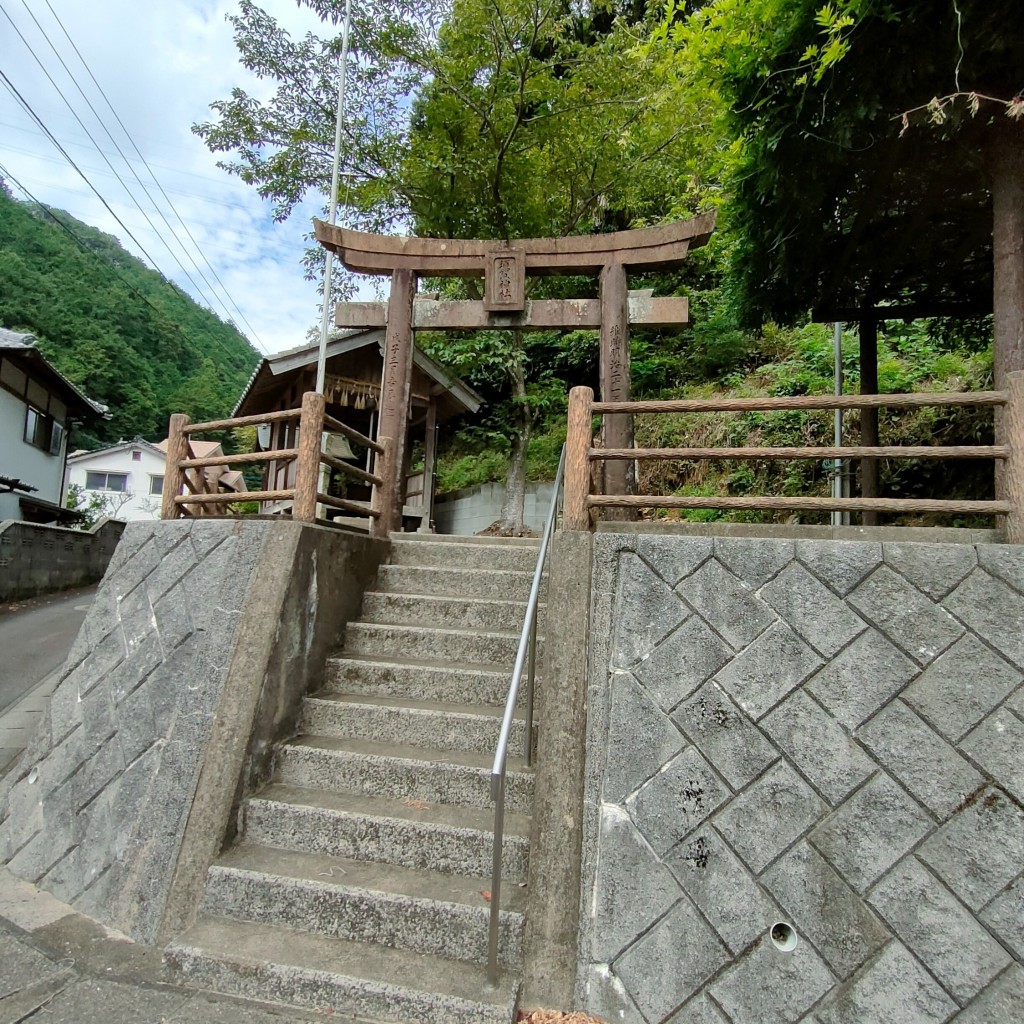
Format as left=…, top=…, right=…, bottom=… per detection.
left=0, top=185, right=259, bottom=450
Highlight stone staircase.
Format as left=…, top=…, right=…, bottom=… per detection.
left=166, top=533, right=543, bottom=1024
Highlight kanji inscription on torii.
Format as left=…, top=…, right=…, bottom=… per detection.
left=314, top=213, right=715, bottom=530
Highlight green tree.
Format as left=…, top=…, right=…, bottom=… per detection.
left=662, top=0, right=1023, bottom=368
left=197, top=0, right=722, bottom=531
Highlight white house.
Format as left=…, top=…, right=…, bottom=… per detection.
left=66, top=437, right=170, bottom=521
left=0, top=328, right=107, bottom=524
left=66, top=437, right=249, bottom=522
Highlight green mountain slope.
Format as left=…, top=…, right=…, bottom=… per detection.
left=0, top=185, right=260, bottom=449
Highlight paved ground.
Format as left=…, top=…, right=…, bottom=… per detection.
left=0, top=585, right=96, bottom=714
left=0, top=868, right=375, bottom=1024
left=0, top=585, right=96, bottom=774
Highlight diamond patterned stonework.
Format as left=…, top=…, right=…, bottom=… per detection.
left=580, top=534, right=1024, bottom=1024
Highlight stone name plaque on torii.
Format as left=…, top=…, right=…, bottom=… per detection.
left=314, top=213, right=715, bottom=530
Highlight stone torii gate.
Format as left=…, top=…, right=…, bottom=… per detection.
left=314, top=213, right=715, bottom=533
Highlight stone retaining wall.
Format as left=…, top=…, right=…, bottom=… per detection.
left=0, top=519, right=387, bottom=943
left=579, top=532, right=1024, bottom=1023
left=434, top=480, right=556, bottom=535
left=0, top=518, right=126, bottom=602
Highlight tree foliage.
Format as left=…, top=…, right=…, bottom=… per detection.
left=0, top=191, right=259, bottom=449
left=658, top=0, right=1024, bottom=324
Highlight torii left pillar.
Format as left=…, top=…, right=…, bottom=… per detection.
left=375, top=269, right=415, bottom=535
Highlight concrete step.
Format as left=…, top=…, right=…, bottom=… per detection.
left=359, top=591, right=538, bottom=633
left=243, top=784, right=530, bottom=881
left=165, top=916, right=519, bottom=1024
left=392, top=532, right=539, bottom=548
left=326, top=654, right=516, bottom=706
left=389, top=538, right=541, bottom=573
left=302, top=694, right=531, bottom=759
left=203, top=844, right=525, bottom=968
left=374, top=564, right=538, bottom=602
left=275, top=736, right=534, bottom=814
left=343, top=621, right=523, bottom=666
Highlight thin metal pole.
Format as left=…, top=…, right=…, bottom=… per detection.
left=487, top=774, right=505, bottom=987
left=315, top=0, right=353, bottom=395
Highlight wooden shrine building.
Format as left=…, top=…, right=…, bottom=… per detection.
left=233, top=329, right=481, bottom=530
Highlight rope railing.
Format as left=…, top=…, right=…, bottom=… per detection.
left=563, top=376, right=1024, bottom=542
left=160, top=391, right=389, bottom=533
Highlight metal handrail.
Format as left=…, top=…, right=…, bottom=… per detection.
left=486, top=443, right=566, bottom=986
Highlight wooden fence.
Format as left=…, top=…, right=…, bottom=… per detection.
left=564, top=370, right=1024, bottom=542
left=159, top=391, right=392, bottom=536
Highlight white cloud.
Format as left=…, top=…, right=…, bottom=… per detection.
left=0, top=0, right=366, bottom=356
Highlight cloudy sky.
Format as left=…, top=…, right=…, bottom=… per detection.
left=0, top=0, right=350, bottom=356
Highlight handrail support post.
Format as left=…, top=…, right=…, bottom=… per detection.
left=486, top=772, right=505, bottom=988
left=525, top=617, right=537, bottom=768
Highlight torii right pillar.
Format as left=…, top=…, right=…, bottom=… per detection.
left=600, top=260, right=634, bottom=519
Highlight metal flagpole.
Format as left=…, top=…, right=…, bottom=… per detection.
left=315, top=0, right=353, bottom=395
left=312, top=0, right=353, bottom=519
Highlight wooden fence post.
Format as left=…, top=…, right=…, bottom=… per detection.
left=293, top=391, right=325, bottom=523
left=564, top=386, right=594, bottom=531
left=371, top=436, right=396, bottom=538
left=1005, top=370, right=1024, bottom=544
left=160, top=414, right=190, bottom=519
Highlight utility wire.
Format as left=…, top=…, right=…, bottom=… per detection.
left=15, top=0, right=223, bottom=310
left=0, top=4, right=228, bottom=321
left=0, top=161, right=262, bottom=376
left=0, top=21, right=171, bottom=281
left=37, top=0, right=269, bottom=352
left=0, top=161, right=193, bottom=338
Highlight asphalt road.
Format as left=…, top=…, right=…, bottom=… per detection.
left=0, top=585, right=96, bottom=716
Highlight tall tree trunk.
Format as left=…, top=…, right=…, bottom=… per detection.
left=498, top=354, right=530, bottom=535
left=984, top=118, right=1024, bottom=501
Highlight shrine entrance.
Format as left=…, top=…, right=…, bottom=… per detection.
left=314, top=213, right=715, bottom=536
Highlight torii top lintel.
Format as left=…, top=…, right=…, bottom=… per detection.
left=313, top=213, right=715, bottom=279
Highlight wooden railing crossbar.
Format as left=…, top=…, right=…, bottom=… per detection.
left=592, top=445, right=1009, bottom=461
left=322, top=412, right=383, bottom=454
left=179, top=449, right=299, bottom=469
left=592, top=390, right=1007, bottom=414
left=183, top=408, right=302, bottom=433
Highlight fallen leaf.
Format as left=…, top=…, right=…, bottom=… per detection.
left=481, top=889, right=492, bottom=902
left=403, top=798, right=431, bottom=810
left=517, top=1012, right=606, bottom=1024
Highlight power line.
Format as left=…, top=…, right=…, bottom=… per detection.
left=36, top=0, right=269, bottom=351
left=0, top=24, right=172, bottom=282
left=0, top=3, right=224, bottom=319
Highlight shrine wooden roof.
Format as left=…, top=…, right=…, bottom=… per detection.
left=233, top=329, right=482, bottom=421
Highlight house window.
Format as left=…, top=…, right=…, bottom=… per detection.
left=149, top=475, right=164, bottom=495
left=132, top=450, right=142, bottom=462
left=49, top=419, right=65, bottom=456
left=24, top=405, right=52, bottom=451
left=85, top=471, right=129, bottom=492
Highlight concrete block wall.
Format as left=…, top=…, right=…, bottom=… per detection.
left=0, top=518, right=126, bottom=602
left=434, top=481, right=556, bottom=535
left=0, top=519, right=387, bottom=944
left=579, top=532, right=1024, bottom=1023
